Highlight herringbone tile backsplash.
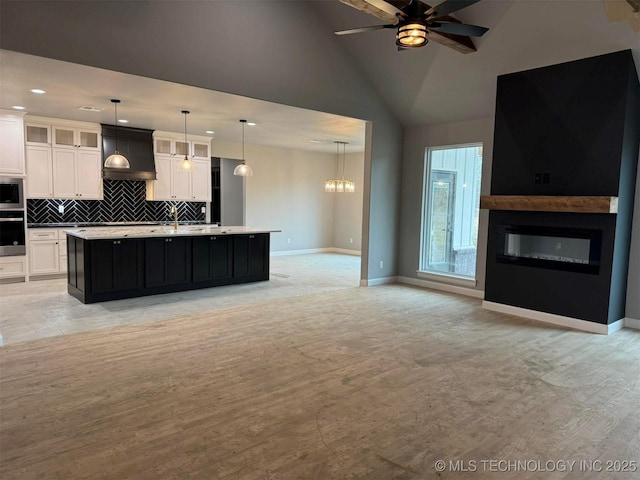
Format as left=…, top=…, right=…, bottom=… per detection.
left=27, top=180, right=206, bottom=224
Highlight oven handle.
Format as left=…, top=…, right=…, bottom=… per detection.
left=0, top=218, right=25, bottom=222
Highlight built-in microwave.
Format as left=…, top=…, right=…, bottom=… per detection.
left=0, top=177, right=24, bottom=210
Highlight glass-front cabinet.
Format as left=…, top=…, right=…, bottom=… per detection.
left=52, top=125, right=100, bottom=150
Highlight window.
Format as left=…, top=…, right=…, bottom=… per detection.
left=420, top=144, right=483, bottom=279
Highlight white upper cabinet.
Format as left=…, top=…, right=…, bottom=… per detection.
left=52, top=125, right=100, bottom=150
left=25, top=123, right=51, bottom=146
left=24, top=116, right=102, bottom=199
left=0, top=110, right=26, bottom=175
left=148, top=131, right=211, bottom=202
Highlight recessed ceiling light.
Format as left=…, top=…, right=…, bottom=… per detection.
left=30, top=89, right=46, bottom=94
left=118, top=119, right=129, bottom=123
left=206, top=130, right=215, bottom=134
left=308, top=140, right=322, bottom=144
left=12, top=105, right=25, bottom=110
left=78, top=106, right=104, bottom=112
left=247, top=122, right=257, bottom=126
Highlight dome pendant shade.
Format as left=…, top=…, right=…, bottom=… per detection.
left=234, top=119, right=253, bottom=176
left=177, top=110, right=195, bottom=172
left=104, top=150, right=130, bottom=169
left=104, top=99, right=130, bottom=169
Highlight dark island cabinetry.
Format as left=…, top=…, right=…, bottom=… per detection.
left=90, top=239, right=144, bottom=293
left=192, top=235, right=232, bottom=282
left=67, top=232, right=271, bottom=304
left=233, top=234, right=269, bottom=279
left=145, top=237, right=192, bottom=287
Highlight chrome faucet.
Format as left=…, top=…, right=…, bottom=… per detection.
left=171, top=205, right=178, bottom=230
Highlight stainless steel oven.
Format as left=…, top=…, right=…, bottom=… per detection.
left=0, top=177, right=25, bottom=210
left=0, top=211, right=26, bottom=256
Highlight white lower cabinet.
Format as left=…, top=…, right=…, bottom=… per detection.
left=0, top=256, right=26, bottom=280
left=28, top=228, right=68, bottom=276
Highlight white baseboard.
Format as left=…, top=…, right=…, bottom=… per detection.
left=333, top=248, right=361, bottom=256
left=361, top=276, right=398, bottom=287
left=624, top=317, right=640, bottom=330
left=398, top=276, right=484, bottom=299
left=482, top=301, right=624, bottom=335
left=271, top=248, right=361, bottom=257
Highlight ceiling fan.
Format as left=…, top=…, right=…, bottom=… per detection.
left=335, top=0, right=489, bottom=52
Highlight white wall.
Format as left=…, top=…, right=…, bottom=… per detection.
left=212, top=141, right=364, bottom=253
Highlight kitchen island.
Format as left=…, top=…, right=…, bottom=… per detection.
left=65, top=225, right=280, bottom=304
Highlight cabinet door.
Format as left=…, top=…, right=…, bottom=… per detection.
left=75, top=150, right=102, bottom=199
left=152, top=156, right=173, bottom=200
left=77, top=129, right=100, bottom=150
left=90, top=239, right=143, bottom=293
left=191, top=159, right=211, bottom=201
left=171, top=158, right=192, bottom=200
left=247, top=234, right=268, bottom=276
left=25, top=123, right=51, bottom=146
left=52, top=126, right=76, bottom=149
left=25, top=146, right=53, bottom=198
left=145, top=237, right=191, bottom=286
left=193, top=236, right=231, bottom=281
left=155, top=138, right=172, bottom=155
left=29, top=241, right=59, bottom=275
left=191, top=141, right=210, bottom=159
left=165, top=237, right=191, bottom=285
left=52, top=149, right=77, bottom=198
left=0, top=113, right=25, bottom=175
left=233, top=235, right=250, bottom=277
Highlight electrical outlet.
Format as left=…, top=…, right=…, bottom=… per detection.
left=349, top=238, right=353, bottom=243
left=287, top=238, right=291, bottom=244
left=379, top=261, right=384, bottom=269
left=58, top=204, right=64, bottom=214
left=201, top=206, right=206, bottom=213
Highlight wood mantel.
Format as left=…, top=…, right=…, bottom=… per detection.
left=480, top=195, right=618, bottom=214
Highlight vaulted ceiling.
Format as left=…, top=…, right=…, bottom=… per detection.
left=315, top=0, right=640, bottom=126
left=1, top=0, right=638, bottom=143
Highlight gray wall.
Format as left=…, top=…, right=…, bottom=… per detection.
left=400, top=118, right=494, bottom=292
left=212, top=140, right=362, bottom=253
left=219, top=158, right=245, bottom=227
left=401, top=117, right=640, bottom=320
left=0, top=0, right=402, bottom=282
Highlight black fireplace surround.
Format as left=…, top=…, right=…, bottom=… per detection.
left=484, top=50, right=639, bottom=325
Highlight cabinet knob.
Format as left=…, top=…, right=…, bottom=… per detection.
left=249, top=235, right=255, bottom=239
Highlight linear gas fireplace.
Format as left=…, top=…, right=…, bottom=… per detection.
left=481, top=50, right=638, bottom=331
left=496, top=225, right=602, bottom=275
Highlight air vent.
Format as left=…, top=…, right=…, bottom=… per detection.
left=78, top=106, right=104, bottom=112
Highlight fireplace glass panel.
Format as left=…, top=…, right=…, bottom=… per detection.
left=497, top=225, right=601, bottom=274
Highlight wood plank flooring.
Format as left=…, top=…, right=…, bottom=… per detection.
left=1, top=284, right=639, bottom=479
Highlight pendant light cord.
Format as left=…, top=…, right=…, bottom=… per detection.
left=242, top=121, right=245, bottom=164
left=113, top=100, right=119, bottom=152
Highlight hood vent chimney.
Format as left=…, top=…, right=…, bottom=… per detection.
left=101, top=124, right=156, bottom=180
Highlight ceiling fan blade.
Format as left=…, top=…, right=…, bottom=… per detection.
left=430, top=21, right=488, bottom=37
left=425, top=0, right=483, bottom=18
left=335, top=24, right=395, bottom=35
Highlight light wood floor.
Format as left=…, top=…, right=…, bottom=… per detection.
left=1, top=275, right=639, bottom=479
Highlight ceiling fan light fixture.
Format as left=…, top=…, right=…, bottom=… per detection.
left=396, top=23, right=428, bottom=48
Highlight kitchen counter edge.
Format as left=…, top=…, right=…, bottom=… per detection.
left=64, top=226, right=281, bottom=240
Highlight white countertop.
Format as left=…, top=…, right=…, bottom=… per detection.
left=64, top=225, right=281, bottom=240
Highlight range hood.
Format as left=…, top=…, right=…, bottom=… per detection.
left=101, top=124, right=156, bottom=180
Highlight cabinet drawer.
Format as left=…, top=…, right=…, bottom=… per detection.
left=28, top=229, right=58, bottom=240
left=0, top=258, right=26, bottom=278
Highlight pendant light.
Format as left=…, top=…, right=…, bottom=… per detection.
left=325, top=141, right=354, bottom=193
left=177, top=110, right=194, bottom=172
left=104, top=99, right=130, bottom=169
left=233, top=119, right=253, bottom=176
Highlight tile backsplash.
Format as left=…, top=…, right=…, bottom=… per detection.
left=27, top=179, right=206, bottom=224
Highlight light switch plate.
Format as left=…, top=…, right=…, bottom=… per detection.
left=58, top=205, right=64, bottom=214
